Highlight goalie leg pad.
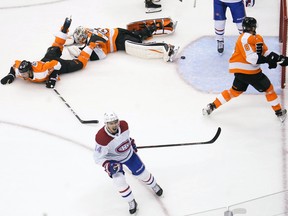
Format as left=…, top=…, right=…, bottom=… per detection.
left=125, top=40, right=166, bottom=59
left=125, top=40, right=179, bottom=62
left=126, top=17, right=177, bottom=36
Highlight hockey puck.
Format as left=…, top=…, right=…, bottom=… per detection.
left=181, top=56, right=186, bottom=59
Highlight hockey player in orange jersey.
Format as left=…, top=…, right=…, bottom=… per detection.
left=0, top=17, right=99, bottom=88
left=64, top=18, right=178, bottom=63
left=202, top=17, right=287, bottom=123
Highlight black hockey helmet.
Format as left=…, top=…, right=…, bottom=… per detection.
left=242, top=17, right=257, bottom=33
left=19, top=60, right=32, bottom=73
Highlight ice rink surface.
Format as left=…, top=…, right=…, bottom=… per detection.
left=0, top=0, right=287, bottom=216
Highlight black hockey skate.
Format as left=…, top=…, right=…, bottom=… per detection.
left=217, top=40, right=224, bottom=55
left=152, top=184, right=163, bottom=196
left=145, top=0, right=162, bottom=13
left=128, top=199, right=138, bottom=214
left=276, top=109, right=287, bottom=123
left=202, top=103, right=216, bottom=116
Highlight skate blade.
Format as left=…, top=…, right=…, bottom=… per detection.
left=145, top=8, right=162, bottom=13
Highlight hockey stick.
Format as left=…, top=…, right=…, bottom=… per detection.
left=53, top=89, right=99, bottom=124
left=138, top=127, right=221, bottom=149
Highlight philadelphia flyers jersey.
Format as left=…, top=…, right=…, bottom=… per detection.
left=229, top=32, right=269, bottom=74
left=93, top=120, right=134, bottom=166
left=13, top=60, right=61, bottom=83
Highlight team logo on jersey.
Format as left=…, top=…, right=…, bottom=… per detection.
left=116, top=140, right=130, bottom=153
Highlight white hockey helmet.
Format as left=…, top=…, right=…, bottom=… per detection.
left=73, top=26, right=88, bottom=44
left=104, top=112, right=119, bottom=123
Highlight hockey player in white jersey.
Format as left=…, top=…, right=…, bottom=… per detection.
left=214, top=0, right=255, bottom=54
left=93, top=112, right=163, bottom=214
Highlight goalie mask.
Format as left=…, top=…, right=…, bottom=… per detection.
left=73, top=26, right=88, bottom=44
left=242, top=17, right=257, bottom=34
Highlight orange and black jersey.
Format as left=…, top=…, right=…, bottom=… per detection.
left=229, top=33, right=270, bottom=75
left=13, top=59, right=61, bottom=83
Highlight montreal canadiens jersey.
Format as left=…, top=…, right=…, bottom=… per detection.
left=93, top=120, right=134, bottom=166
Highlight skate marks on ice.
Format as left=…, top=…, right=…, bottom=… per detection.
left=0, top=120, right=93, bottom=151
left=176, top=36, right=281, bottom=94
left=0, top=120, right=173, bottom=216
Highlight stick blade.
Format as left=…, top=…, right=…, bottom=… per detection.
left=80, top=120, right=99, bottom=124
left=206, top=127, right=221, bottom=144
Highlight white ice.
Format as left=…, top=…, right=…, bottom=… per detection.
left=0, top=0, right=287, bottom=216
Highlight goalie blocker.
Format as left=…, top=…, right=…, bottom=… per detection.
left=126, top=17, right=177, bottom=36
left=125, top=40, right=179, bottom=62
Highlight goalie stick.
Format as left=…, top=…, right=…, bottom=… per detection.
left=138, top=127, right=221, bottom=149
left=53, top=89, right=99, bottom=124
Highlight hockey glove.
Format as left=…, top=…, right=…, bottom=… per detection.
left=103, top=161, right=123, bottom=177
left=266, top=52, right=281, bottom=69
left=130, top=138, right=137, bottom=153
left=1, top=67, right=16, bottom=85
left=1, top=74, right=15, bottom=85
left=46, top=77, right=57, bottom=88
left=61, top=17, right=72, bottom=33
left=245, top=0, right=255, bottom=7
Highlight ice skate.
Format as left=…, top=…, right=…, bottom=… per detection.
left=163, top=44, right=179, bottom=62
left=152, top=184, right=163, bottom=196
left=145, top=0, right=162, bottom=13
left=202, top=103, right=216, bottom=115
left=128, top=199, right=138, bottom=214
left=275, top=109, right=287, bottom=123
left=217, top=40, right=224, bottom=55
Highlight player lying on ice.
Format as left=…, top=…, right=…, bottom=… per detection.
left=0, top=17, right=100, bottom=88
left=64, top=17, right=179, bottom=62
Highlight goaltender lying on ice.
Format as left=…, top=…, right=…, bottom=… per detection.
left=64, top=17, right=179, bottom=62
